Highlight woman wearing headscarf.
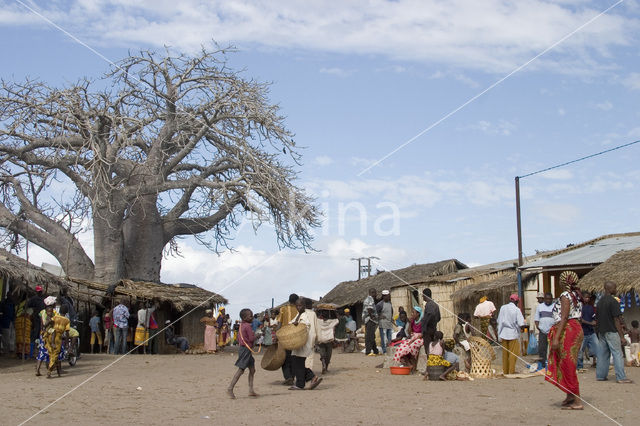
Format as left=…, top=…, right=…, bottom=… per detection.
left=35, top=296, right=56, bottom=376
left=545, top=270, right=584, bottom=410
left=474, top=296, right=496, bottom=338
left=200, top=309, right=217, bottom=353
left=391, top=307, right=423, bottom=373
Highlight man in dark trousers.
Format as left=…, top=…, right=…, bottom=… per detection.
left=595, top=281, right=632, bottom=383
left=26, top=285, right=45, bottom=354
left=421, top=287, right=440, bottom=378
left=276, top=293, right=299, bottom=385
left=362, top=288, right=379, bottom=356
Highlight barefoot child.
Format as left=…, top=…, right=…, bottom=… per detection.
left=227, top=309, right=258, bottom=399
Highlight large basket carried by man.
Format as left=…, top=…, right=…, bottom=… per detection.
left=276, top=323, right=308, bottom=350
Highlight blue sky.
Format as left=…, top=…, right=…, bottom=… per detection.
left=2, top=0, right=639, bottom=318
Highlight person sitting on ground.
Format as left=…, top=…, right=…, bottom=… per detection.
left=425, top=331, right=454, bottom=381
left=443, top=338, right=461, bottom=380
left=164, top=321, right=189, bottom=353
left=453, top=313, right=472, bottom=371
left=395, top=306, right=406, bottom=328
left=227, top=308, right=258, bottom=399
left=392, top=307, right=423, bottom=373
left=391, top=310, right=410, bottom=342
left=344, top=308, right=357, bottom=353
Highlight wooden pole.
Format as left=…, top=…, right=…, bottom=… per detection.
left=515, top=176, right=524, bottom=312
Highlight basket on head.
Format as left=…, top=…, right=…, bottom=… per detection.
left=276, top=323, right=308, bottom=350
left=261, top=343, right=286, bottom=370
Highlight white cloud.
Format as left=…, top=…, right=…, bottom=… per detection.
left=539, top=169, right=573, bottom=180
left=313, top=155, right=334, bottom=166
left=558, top=108, right=566, bottom=116
left=535, top=202, right=581, bottom=223
left=160, top=238, right=407, bottom=319
left=591, top=100, right=613, bottom=111
left=622, top=72, right=640, bottom=90
left=470, top=119, right=516, bottom=136
left=4, top=1, right=637, bottom=74
left=319, top=67, right=355, bottom=77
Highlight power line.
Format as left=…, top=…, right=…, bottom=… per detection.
left=518, top=139, right=640, bottom=179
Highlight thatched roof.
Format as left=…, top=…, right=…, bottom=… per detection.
left=69, top=278, right=227, bottom=311
left=578, top=248, right=640, bottom=294
left=451, top=271, right=536, bottom=303
left=322, top=259, right=467, bottom=307
left=0, top=249, right=104, bottom=305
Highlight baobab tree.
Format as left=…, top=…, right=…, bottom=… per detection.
left=0, top=48, right=319, bottom=284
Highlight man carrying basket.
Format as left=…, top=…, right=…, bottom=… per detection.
left=288, top=298, right=322, bottom=390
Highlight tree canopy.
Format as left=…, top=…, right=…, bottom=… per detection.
left=0, top=48, right=319, bottom=283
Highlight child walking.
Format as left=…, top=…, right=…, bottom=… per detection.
left=317, top=310, right=339, bottom=374
left=227, top=309, right=258, bottom=399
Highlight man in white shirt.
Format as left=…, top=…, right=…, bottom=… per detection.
left=534, top=293, right=554, bottom=365
left=497, top=293, right=526, bottom=374
left=289, top=298, right=322, bottom=390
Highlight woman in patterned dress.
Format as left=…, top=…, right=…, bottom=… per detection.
left=392, top=308, right=423, bottom=372
left=545, top=270, right=584, bottom=410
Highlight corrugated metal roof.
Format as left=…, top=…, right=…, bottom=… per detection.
left=521, top=235, right=640, bottom=269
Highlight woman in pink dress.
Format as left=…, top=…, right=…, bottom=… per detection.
left=200, top=309, right=217, bottom=353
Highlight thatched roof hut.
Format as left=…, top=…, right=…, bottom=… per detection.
left=322, top=259, right=467, bottom=307
left=578, top=248, right=640, bottom=294
left=0, top=249, right=103, bottom=305
left=452, top=271, right=536, bottom=307
left=69, top=278, right=227, bottom=311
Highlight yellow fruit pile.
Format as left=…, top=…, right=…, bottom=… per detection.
left=427, top=354, right=451, bottom=367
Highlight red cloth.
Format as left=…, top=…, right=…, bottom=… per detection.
left=149, top=313, right=158, bottom=330
left=545, top=318, right=584, bottom=395
left=238, top=322, right=255, bottom=348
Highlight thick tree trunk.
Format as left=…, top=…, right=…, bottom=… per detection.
left=55, top=235, right=95, bottom=280
left=122, top=194, right=164, bottom=282
left=92, top=210, right=125, bottom=284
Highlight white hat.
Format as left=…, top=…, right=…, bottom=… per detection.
left=44, top=296, right=57, bottom=306
left=537, top=292, right=544, bottom=298
left=165, top=320, right=171, bottom=324
left=381, top=290, right=390, bottom=295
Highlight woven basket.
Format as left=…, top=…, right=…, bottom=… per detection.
left=276, top=323, right=308, bottom=350
left=261, top=343, right=286, bottom=370
left=469, top=336, right=495, bottom=378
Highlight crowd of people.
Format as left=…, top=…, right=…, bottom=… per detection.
left=2, top=272, right=638, bottom=410
left=0, top=286, right=80, bottom=378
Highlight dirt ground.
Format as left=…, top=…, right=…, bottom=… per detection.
left=1, top=348, right=638, bottom=426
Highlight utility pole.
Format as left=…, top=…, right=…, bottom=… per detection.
left=515, top=176, right=524, bottom=311
left=351, top=256, right=380, bottom=280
